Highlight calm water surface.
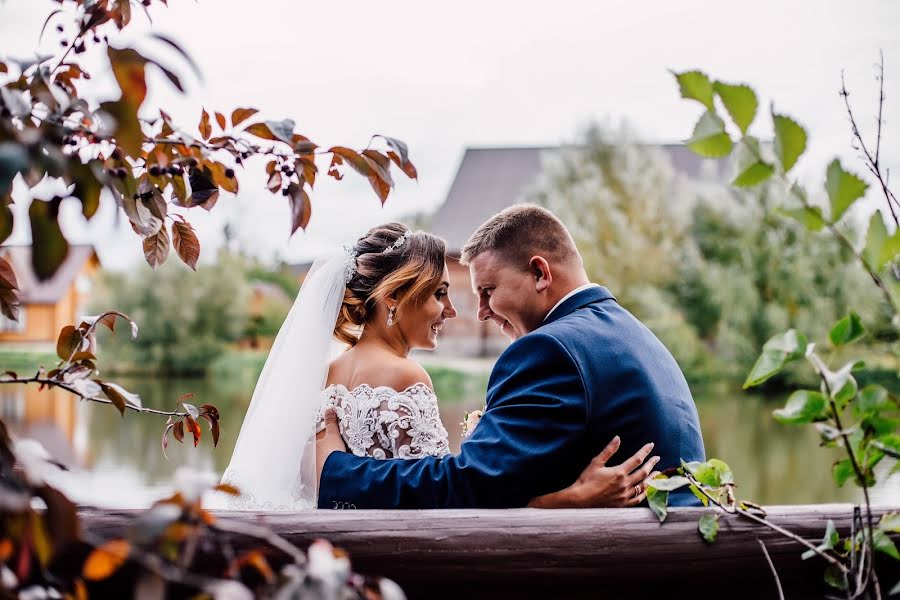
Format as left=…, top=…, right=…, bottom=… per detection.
left=4, top=366, right=897, bottom=508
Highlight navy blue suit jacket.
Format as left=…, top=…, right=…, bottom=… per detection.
left=318, top=286, right=706, bottom=508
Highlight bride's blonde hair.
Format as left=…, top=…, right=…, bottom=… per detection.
left=334, top=223, right=446, bottom=346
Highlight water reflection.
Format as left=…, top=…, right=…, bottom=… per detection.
left=2, top=373, right=896, bottom=508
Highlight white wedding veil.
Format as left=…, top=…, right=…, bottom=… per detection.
left=217, top=251, right=349, bottom=510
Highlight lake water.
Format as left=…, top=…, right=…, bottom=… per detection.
left=3, top=364, right=897, bottom=508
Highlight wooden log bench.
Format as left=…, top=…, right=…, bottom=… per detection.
left=80, top=504, right=900, bottom=599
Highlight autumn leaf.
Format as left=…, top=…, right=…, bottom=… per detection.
left=172, top=221, right=200, bottom=270
left=198, top=108, right=212, bottom=140
left=231, top=107, right=258, bottom=127
left=287, top=182, right=311, bottom=233
left=214, top=112, right=226, bottom=130
left=328, top=147, right=371, bottom=177
left=143, top=227, right=170, bottom=270
left=83, top=539, right=130, bottom=581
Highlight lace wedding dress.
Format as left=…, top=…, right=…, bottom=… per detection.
left=315, top=382, right=450, bottom=459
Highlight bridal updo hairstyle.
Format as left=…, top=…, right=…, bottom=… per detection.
left=334, top=223, right=446, bottom=346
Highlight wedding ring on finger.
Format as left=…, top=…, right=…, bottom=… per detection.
left=633, top=483, right=642, bottom=498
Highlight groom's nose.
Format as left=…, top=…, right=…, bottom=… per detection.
left=477, top=296, right=493, bottom=322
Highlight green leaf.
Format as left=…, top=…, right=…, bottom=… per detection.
left=802, top=519, right=839, bottom=559
left=829, top=312, right=866, bottom=346
left=647, top=487, right=668, bottom=523
left=824, top=564, right=848, bottom=590
left=772, top=113, right=807, bottom=173
left=743, top=329, right=809, bottom=388
left=863, top=210, right=900, bottom=272
left=825, top=159, right=868, bottom=222
left=673, top=70, right=715, bottom=110
left=698, top=514, right=719, bottom=544
left=689, top=484, right=709, bottom=507
left=778, top=205, right=827, bottom=232
left=731, top=137, right=774, bottom=187
left=854, top=385, right=891, bottom=419
left=874, top=528, right=900, bottom=560
left=647, top=475, right=691, bottom=491
left=880, top=512, right=900, bottom=533
left=686, top=459, right=734, bottom=487
left=29, top=199, right=69, bottom=281
left=832, top=459, right=855, bottom=487
left=823, top=361, right=861, bottom=406
left=712, top=81, right=757, bottom=135
left=686, top=111, right=734, bottom=158
left=773, top=390, right=828, bottom=424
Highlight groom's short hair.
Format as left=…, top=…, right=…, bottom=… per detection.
left=460, top=204, right=579, bottom=270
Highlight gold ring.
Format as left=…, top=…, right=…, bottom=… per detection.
left=634, top=484, right=641, bottom=498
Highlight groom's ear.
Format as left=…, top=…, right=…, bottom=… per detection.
left=529, top=256, right=552, bottom=292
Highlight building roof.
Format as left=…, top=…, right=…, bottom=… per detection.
left=0, top=245, right=98, bottom=304
left=431, top=145, right=730, bottom=252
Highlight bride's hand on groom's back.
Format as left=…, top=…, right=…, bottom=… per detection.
left=316, top=409, right=348, bottom=487
left=527, top=437, right=660, bottom=508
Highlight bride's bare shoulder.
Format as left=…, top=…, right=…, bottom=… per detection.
left=326, top=349, right=432, bottom=392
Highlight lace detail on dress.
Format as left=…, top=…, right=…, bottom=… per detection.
left=316, top=383, right=450, bottom=460
left=219, top=468, right=314, bottom=511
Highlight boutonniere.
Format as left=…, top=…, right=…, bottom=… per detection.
left=461, top=407, right=485, bottom=438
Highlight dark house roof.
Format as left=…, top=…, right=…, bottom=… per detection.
left=431, top=145, right=730, bottom=253
left=0, top=245, right=98, bottom=304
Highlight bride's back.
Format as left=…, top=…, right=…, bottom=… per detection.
left=326, top=345, right=433, bottom=392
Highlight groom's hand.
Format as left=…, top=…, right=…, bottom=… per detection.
left=316, top=409, right=347, bottom=487
left=527, top=436, right=660, bottom=508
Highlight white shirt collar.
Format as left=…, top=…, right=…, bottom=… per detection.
left=543, top=283, right=601, bottom=322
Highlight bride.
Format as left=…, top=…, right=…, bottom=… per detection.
left=220, top=223, right=654, bottom=510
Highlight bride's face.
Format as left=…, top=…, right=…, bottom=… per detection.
left=397, top=264, right=456, bottom=351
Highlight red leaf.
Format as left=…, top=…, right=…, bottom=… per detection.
left=387, top=150, right=418, bottom=180
left=199, top=108, right=212, bottom=141
left=231, top=108, right=258, bottom=128
left=214, top=112, right=226, bottom=130
left=328, top=147, right=371, bottom=177
left=245, top=123, right=277, bottom=141
left=173, top=421, right=184, bottom=443
left=0, top=256, right=18, bottom=290
left=171, top=221, right=200, bottom=271
left=142, top=228, right=170, bottom=271
left=185, top=416, right=201, bottom=447
left=267, top=171, right=283, bottom=193
left=288, top=183, right=311, bottom=234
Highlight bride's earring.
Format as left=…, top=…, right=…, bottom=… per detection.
left=387, top=306, right=396, bottom=327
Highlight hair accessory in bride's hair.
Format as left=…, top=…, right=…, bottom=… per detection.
left=382, top=229, right=414, bottom=254
left=342, top=244, right=358, bottom=284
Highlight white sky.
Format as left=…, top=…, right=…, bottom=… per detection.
left=2, top=0, right=899, bottom=268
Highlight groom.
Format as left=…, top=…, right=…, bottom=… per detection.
left=317, top=204, right=705, bottom=508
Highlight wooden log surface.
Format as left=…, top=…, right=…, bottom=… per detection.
left=80, top=504, right=900, bottom=599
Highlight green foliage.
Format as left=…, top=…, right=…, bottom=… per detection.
left=731, top=137, right=773, bottom=187
left=772, top=113, right=807, bottom=173
left=825, top=159, right=868, bottom=223
left=829, top=312, right=865, bottom=346
left=93, top=252, right=252, bottom=375
left=698, top=514, right=719, bottom=544
left=687, top=111, right=733, bottom=157
left=802, top=520, right=839, bottom=560
left=666, top=67, right=900, bottom=597
left=863, top=210, right=900, bottom=273
left=713, top=82, right=757, bottom=135
left=744, top=329, right=809, bottom=388
left=673, top=70, right=715, bottom=110
left=772, top=390, right=828, bottom=424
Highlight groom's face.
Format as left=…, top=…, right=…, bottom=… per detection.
left=468, top=250, right=543, bottom=340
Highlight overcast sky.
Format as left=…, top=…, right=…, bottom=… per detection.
left=2, top=0, right=899, bottom=268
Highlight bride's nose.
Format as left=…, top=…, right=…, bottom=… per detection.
left=444, top=297, right=458, bottom=319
